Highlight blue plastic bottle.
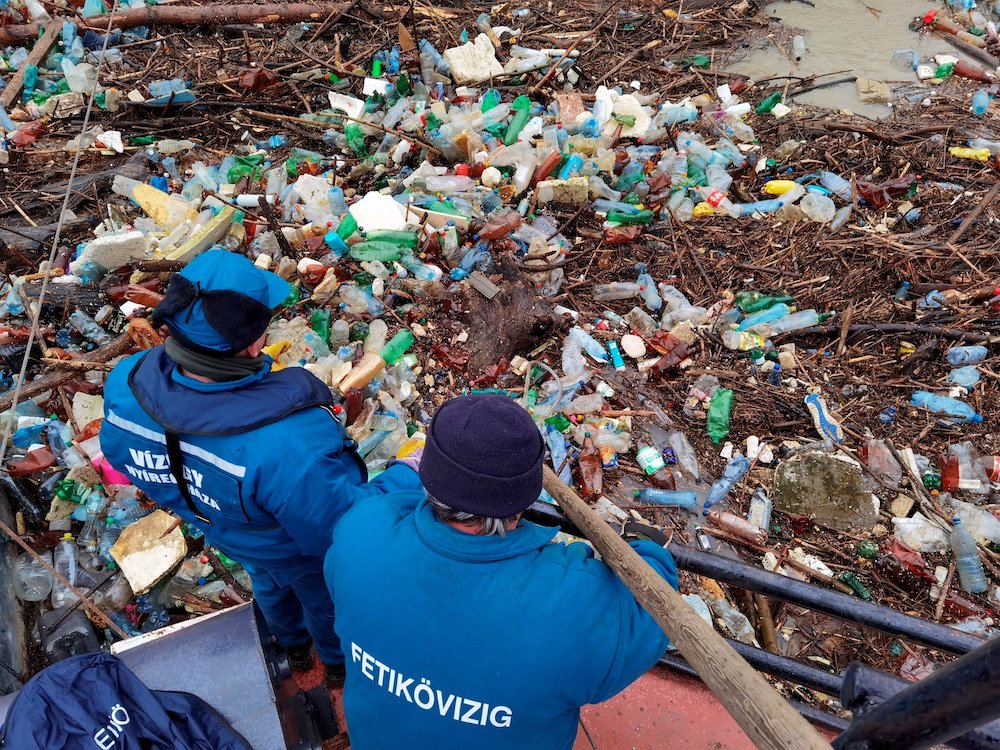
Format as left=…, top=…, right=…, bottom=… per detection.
left=971, top=89, right=990, bottom=117
left=703, top=454, right=751, bottom=509
left=909, top=391, right=983, bottom=424
left=633, top=488, right=698, bottom=509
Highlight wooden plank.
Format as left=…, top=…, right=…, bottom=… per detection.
left=1, top=20, right=62, bottom=110
left=541, top=466, right=834, bottom=750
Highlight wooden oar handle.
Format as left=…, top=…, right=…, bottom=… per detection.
left=542, top=466, right=833, bottom=750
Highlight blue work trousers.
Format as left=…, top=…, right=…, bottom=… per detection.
left=243, top=559, right=343, bottom=665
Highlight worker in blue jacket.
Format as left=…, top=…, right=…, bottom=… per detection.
left=324, top=394, right=678, bottom=749
left=101, top=250, right=421, bottom=685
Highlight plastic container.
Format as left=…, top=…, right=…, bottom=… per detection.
left=633, top=488, right=698, bottom=509
left=971, top=89, right=990, bottom=116
left=747, top=487, right=772, bottom=532
left=593, top=282, right=641, bottom=302
left=51, top=534, right=79, bottom=608
left=945, top=345, right=988, bottom=366
left=909, top=391, right=983, bottom=424
left=13, top=551, right=53, bottom=602
left=704, top=454, right=750, bottom=508
left=951, top=517, right=988, bottom=594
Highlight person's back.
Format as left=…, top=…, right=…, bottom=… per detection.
left=101, top=250, right=421, bottom=684
left=325, top=395, right=677, bottom=750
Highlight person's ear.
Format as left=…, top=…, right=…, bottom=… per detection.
left=244, top=333, right=267, bottom=357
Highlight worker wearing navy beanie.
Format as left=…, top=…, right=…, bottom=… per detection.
left=325, top=393, right=678, bottom=749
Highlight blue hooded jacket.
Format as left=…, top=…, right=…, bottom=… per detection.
left=324, top=492, right=678, bottom=750
left=101, top=346, right=422, bottom=567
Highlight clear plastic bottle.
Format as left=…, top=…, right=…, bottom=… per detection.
left=750, top=309, right=828, bottom=337
left=695, top=186, right=740, bottom=218
left=51, top=534, right=79, bottom=608
left=747, top=487, right=772, bottom=532
left=633, top=488, right=697, bottom=509
left=593, top=282, right=641, bottom=302
left=704, top=453, right=750, bottom=508
left=68, top=309, right=112, bottom=346
left=819, top=171, right=853, bottom=201
left=636, top=265, right=662, bottom=311
left=792, top=35, right=806, bottom=61
left=951, top=517, right=988, bottom=594
left=13, top=551, right=53, bottom=602
left=624, top=306, right=658, bottom=337
left=568, top=327, right=608, bottom=363
left=668, top=430, right=701, bottom=481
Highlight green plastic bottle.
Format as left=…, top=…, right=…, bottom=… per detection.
left=396, top=73, right=411, bottom=96
left=363, top=229, right=419, bottom=248
left=379, top=330, right=415, bottom=365
left=345, top=123, right=368, bottom=157
left=481, top=88, right=501, bottom=112
left=336, top=213, right=359, bottom=240
left=739, top=293, right=794, bottom=313
left=755, top=91, right=783, bottom=114
left=311, top=309, right=331, bottom=344
left=706, top=388, right=733, bottom=444
left=348, top=241, right=405, bottom=263
left=372, top=59, right=383, bottom=77
left=503, top=95, right=533, bottom=146
left=607, top=207, right=654, bottom=225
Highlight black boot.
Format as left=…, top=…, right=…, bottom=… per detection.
left=324, top=663, right=346, bottom=689
left=286, top=642, right=316, bottom=672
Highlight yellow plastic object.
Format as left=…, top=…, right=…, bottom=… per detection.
left=948, top=146, right=991, bottom=162
left=162, top=206, right=237, bottom=264
left=692, top=202, right=714, bottom=219
left=262, top=341, right=291, bottom=370
left=397, top=433, right=425, bottom=459
left=132, top=183, right=198, bottom=229
left=762, top=179, right=798, bottom=196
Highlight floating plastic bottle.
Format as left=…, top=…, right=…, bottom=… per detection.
left=704, top=453, right=750, bottom=508
left=971, top=89, right=990, bottom=116
left=578, top=432, right=603, bottom=497
left=593, top=282, right=641, bottom=302
left=51, top=534, right=79, bottom=608
left=633, top=488, right=697, bottom=509
left=668, top=430, right=700, bottom=481
left=751, top=309, right=830, bottom=337
left=635, top=444, right=675, bottom=489
left=14, top=551, right=53, bottom=602
left=909, top=391, right=983, bottom=424
left=68, top=309, right=112, bottom=346
left=747, top=487, right=772, bottom=532
left=946, top=345, right=988, bottom=366
left=951, top=517, right=988, bottom=594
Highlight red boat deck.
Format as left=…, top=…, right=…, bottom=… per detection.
left=297, top=661, right=836, bottom=748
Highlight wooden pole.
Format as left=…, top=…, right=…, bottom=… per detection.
left=0, top=2, right=352, bottom=47
left=542, top=466, right=833, bottom=750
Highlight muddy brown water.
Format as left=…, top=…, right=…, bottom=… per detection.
left=725, top=0, right=979, bottom=119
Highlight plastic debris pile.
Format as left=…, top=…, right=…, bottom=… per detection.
left=0, top=0, right=999, bottom=712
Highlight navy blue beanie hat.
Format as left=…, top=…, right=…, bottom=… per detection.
left=420, top=394, right=544, bottom=518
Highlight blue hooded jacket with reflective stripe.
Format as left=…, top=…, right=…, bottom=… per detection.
left=101, top=347, right=422, bottom=567
left=325, top=493, right=678, bottom=750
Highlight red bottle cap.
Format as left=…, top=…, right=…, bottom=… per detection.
left=454, top=164, right=470, bottom=177
left=923, top=8, right=937, bottom=24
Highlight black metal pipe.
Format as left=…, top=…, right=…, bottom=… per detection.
left=669, top=545, right=983, bottom=656
left=657, top=653, right=850, bottom=734
left=840, top=662, right=1000, bottom=750
left=525, top=501, right=984, bottom=656
left=660, top=637, right=842, bottom=695
left=835, top=637, right=1000, bottom=749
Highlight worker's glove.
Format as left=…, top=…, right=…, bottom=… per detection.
left=621, top=521, right=669, bottom=548
left=391, top=446, right=423, bottom=473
